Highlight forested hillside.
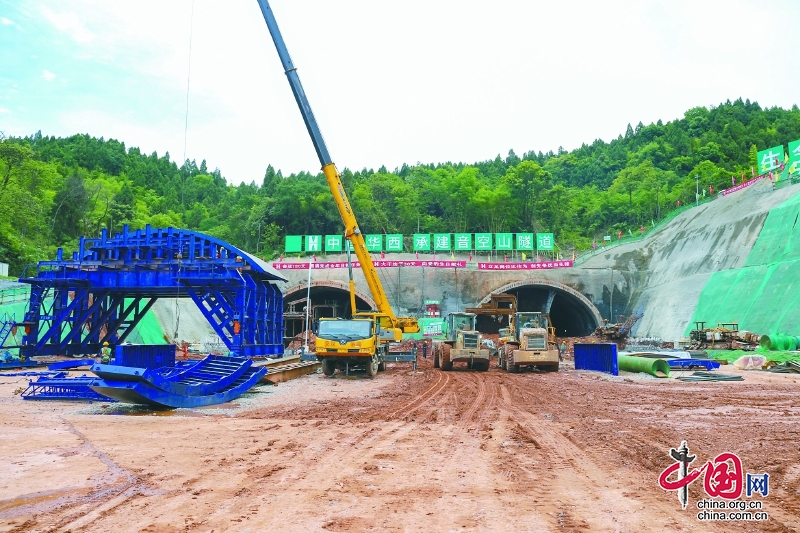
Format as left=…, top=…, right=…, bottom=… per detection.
left=1, top=98, right=799, bottom=274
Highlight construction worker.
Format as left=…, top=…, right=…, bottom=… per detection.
left=100, top=341, right=112, bottom=364
left=560, top=341, right=567, bottom=361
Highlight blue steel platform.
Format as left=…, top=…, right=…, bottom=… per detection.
left=48, top=359, right=97, bottom=370
left=22, top=373, right=118, bottom=402
left=0, top=359, right=51, bottom=370
left=88, top=367, right=266, bottom=409
left=667, top=359, right=721, bottom=371
left=92, top=355, right=254, bottom=396
left=17, top=226, right=285, bottom=359
left=87, top=354, right=266, bottom=408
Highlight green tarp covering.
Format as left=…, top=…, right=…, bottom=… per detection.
left=687, top=192, right=800, bottom=336
left=0, top=297, right=167, bottom=352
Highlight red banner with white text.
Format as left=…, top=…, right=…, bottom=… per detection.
left=477, top=261, right=573, bottom=270
left=272, top=260, right=468, bottom=270
left=272, top=260, right=573, bottom=270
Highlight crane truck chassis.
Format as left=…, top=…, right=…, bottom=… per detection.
left=498, top=312, right=560, bottom=373
left=433, top=313, right=490, bottom=371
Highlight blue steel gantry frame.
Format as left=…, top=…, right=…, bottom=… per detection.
left=18, top=226, right=285, bottom=358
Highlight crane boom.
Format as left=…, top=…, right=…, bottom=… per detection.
left=255, top=0, right=415, bottom=331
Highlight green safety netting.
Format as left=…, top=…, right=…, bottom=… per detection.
left=744, top=192, right=800, bottom=266
left=122, top=303, right=168, bottom=345
left=0, top=301, right=29, bottom=353
left=0, top=298, right=167, bottom=352
left=706, top=349, right=800, bottom=364
left=686, top=191, right=800, bottom=337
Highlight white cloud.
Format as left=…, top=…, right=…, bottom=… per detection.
left=40, top=6, right=94, bottom=43
left=0, top=107, right=11, bottom=114
left=1, top=17, right=15, bottom=26
left=42, top=70, right=56, bottom=81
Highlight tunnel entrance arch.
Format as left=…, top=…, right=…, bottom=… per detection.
left=478, top=280, right=602, bottom=337
left=282, top=281, right=375, bottom=342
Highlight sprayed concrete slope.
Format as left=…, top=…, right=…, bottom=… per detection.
left=150, top=298, right=216, bottom=345
left=581, top=179, right=800, bottom=342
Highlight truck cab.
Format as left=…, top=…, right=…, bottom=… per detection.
left=315, top=314, right=397, bottom=377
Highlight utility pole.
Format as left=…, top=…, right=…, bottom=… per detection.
left=695, top=175, right=700, bottom=206
left=609, top=268, right=614, bottom=322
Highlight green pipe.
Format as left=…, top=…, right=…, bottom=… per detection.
left=759, top=334, right=798, bottom=351
left=617, top=355, right=670, bottom=378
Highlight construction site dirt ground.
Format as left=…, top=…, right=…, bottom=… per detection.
left=1, top=358, right=799, bottom=533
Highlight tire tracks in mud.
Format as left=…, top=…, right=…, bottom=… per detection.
left=497, top=378, right=699, bottom=532
left=1, top=417, right=168, bottom=533
left=385, top=368, right=452, bottom=421
left=457, top=372, right=486, bottom=425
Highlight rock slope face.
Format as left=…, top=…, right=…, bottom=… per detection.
left=581, top=179, right=800, bottom=343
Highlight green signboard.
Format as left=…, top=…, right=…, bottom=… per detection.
left=454, top=233, right=472, bottom=250
left=788, top=139, right=800, bottom=176
left=536, top=233, right=555, bottom=251
left=325, top=235, right=342, bottom=252
left=495, top=233, right=513, bottom=251
left=757, top=145, right=784, bottom=175
left=433, top=233, right=451, bottom=251
left=475, top=233, right=492, bottom=251
left=386, top=234, right=403, bottom=252
left=283, top=232, right=563, bottom=253
left=305, top=235, right=322, bottom=252
left=516, top=233, right=534, bottom=250
left=413, top=234, right=431, bottom=251
left=365, top=234, right=383, bottom=252
left=285, top=235, right=302, bottom=253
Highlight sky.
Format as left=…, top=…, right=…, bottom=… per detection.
left=1, top=0, right=798, bottom=185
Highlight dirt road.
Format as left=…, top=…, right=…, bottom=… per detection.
left=1, top=358, right=798, bottom=532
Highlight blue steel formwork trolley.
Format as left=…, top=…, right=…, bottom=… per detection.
left=17, top=226, right=286, bottom=360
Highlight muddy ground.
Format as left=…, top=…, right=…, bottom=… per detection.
left=0, top=357, right=799, bottom=533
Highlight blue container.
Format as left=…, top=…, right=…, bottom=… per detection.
left=574, top=343, right=618, bottom=375
left=114, top=344, right=176, bottom=369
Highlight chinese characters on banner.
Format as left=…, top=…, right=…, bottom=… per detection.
left=477, top=260, right=573, bottom=270
left=756, top=145, right=784, bottom=175
left=788, top=139, right=800, bottom=176
left=285, top=233, right=560, bottom=253
left=272, top=260, right=574, bottom=270
left=272, top=260, right=468, bottom=270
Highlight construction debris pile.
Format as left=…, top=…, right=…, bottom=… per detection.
left=285, top=332, right=317, bottom=354
left=687, top=323, right=760, bottom=351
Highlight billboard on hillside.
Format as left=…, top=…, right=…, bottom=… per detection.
left=788, top=139, right=800, bottom=176
left=537, top=233, right=555, bottom=251
left=757, top=145, right=785, bottom=174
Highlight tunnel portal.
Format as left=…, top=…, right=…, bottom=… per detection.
left=282, top=282, right=375, bottom=343
left=476, top=281, right=601, bottom=337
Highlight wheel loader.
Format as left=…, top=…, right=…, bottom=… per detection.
left=498, top=311, right=560, bottom=372
left=432, top=312, right=490, bottom=371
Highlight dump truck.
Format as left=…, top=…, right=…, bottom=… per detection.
left=256, top=0, right=419, bottom=377
left=432, top=312, right=490, bottom=371
left=497, top=312, right=560, bottom=372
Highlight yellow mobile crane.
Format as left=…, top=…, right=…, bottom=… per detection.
left=255, top=1, right=419, bottom=377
